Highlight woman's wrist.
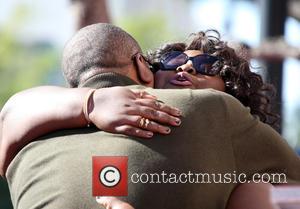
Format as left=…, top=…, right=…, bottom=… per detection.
left=63, top=87, right=94, bottom=128
left=82, top=89, right=97, bottom=127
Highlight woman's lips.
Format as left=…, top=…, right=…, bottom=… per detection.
left=169, top=72, right=193, bottom=86
left=170, top=79, right=193, bottom=86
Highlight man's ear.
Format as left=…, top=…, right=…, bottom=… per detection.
left=134, top=54, right=154, bottom=87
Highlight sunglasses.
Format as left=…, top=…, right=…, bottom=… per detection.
left=159, top=51, right=220, bottom=76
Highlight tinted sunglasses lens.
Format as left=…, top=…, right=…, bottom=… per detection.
left=193, top=55, right=219, bottom=75
left=161, top=51, right=187, bottom=70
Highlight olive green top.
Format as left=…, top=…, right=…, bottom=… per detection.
left=6, top=73, right=300, bottom=209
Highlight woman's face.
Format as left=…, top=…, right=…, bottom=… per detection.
left=154, top=50, right=225, bottom=91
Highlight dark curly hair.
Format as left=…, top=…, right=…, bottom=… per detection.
left=147, top=30, right=278, bottom=126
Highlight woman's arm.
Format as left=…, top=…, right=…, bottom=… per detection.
left=0, top=86, right=181, bottom=176
left=0, top=86, right=90, bottom=176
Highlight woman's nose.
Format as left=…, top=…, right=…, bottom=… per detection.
left=176, top=60, right=196, bottom=74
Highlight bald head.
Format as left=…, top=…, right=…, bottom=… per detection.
left=62, top=23, right=142, bottom=87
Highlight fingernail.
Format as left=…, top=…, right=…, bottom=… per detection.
left=165, top=128, right=171, bottom=133
left=175, top=109, right=182, bottom=116
left=175, top=118, right=181, bottom=125
left=146, top=132, right=153, bottom=137
left=156, top=100, right=165, bottom=104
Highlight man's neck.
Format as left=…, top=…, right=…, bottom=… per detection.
left=79, top=72, right=138, bottom=88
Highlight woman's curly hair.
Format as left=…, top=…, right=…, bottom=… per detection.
left=147, top=30, right=278, bottom=126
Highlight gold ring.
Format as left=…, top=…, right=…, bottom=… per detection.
left=144, top=118, right=150, bottom=128
left=139, top=117, right=146, bottom=127
left=139, top=91, right=145, bottom=98
left=139, top=117, right=150, bottom=128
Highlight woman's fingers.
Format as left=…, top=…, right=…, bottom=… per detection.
left=122, top=116, right=172, bottom=135
left=96, top=196, right=134, bottom=209
left=124, top=104, right=181, bottom=127
left=133, top=90, right=182, bottom=117
left=136, top=106, right=181, bottom=126
left=114, top=125, right=154, bottom=138
left=133, top=90, right=157, bottom=99
left=135, top=98, right=181, bottom=117
left=128, top=90, right=182, bottom=126
left=90, top=88, right=182, bottom=138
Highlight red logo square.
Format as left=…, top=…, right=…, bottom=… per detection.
left=92, top=156, right=128, bottom=196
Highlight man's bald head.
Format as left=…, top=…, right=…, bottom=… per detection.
left=62, top=23, right=142, bottom=87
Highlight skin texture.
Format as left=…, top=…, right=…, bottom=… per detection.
left=154, top=50, right=225, bottom=91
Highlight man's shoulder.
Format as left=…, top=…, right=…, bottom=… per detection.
left=37, top=127, right=100, bottom=140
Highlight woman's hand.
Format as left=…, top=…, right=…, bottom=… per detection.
left=89, top=86, right=182, bottom=138
left=96, top=197, right=135, bottom=209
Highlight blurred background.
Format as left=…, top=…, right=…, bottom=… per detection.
left=0, top=0, right=299, bottom=208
